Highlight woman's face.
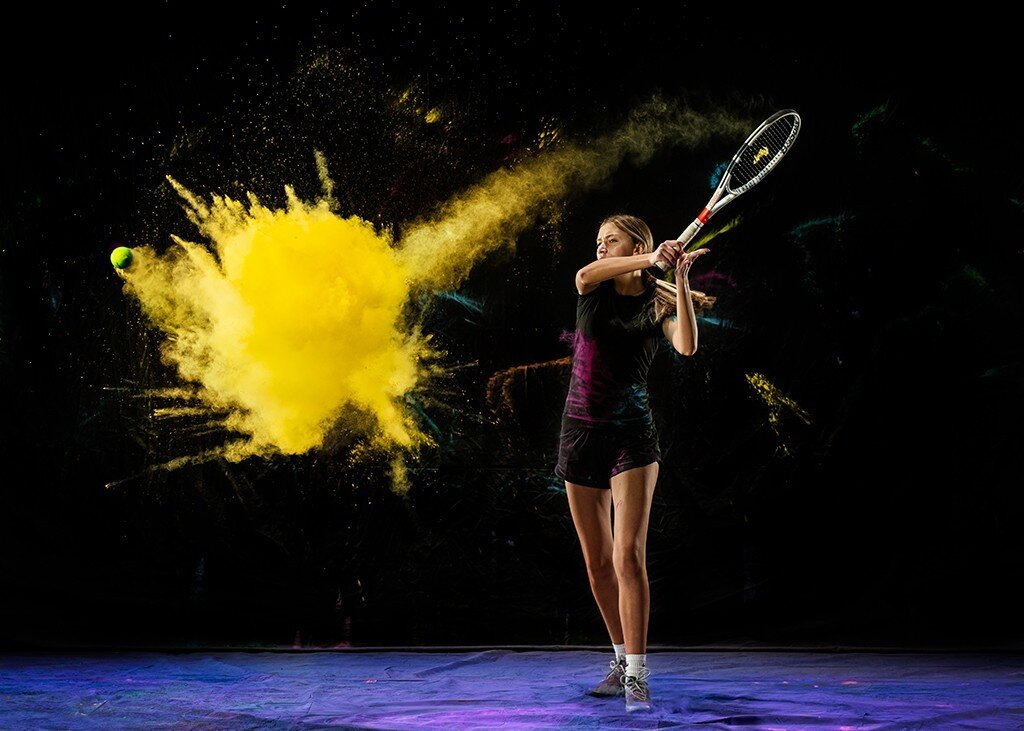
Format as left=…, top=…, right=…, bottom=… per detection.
left=596, top=223, right=638, bottom=260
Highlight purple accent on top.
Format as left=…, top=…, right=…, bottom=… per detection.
left=563, top=330, right=652, bottom=425
left=560, top=279, right=662, bottom=427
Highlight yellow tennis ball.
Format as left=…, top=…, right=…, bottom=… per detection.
left=110, top=246, right=134, bottom=270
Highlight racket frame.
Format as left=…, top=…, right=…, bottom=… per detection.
left=654, top=108, right=801, bottom=272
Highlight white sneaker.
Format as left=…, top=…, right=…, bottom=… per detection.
left=623, top=665, right=652, bottom=711
left=586, top=657, right=626, bottom=697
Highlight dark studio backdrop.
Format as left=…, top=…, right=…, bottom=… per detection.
left=2, top=2, right=1022, bottom=650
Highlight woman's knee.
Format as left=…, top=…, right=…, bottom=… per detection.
left=586, top=559, right=616, bottom=584
left=613, top=542, right=645, bottom=576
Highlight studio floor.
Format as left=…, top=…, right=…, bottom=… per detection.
left=2, top=648, right=1023, bottom=729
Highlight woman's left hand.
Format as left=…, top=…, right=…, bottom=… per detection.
left=675, top=248, right=710, bottom=280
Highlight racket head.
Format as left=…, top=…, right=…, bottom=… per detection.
left=723, top=109, right=801, bottom=196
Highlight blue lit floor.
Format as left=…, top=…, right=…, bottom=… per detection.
left=2, top=648, right=1023, bottom=729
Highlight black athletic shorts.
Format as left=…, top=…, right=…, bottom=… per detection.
left=554, top=416, right=661, bottom=490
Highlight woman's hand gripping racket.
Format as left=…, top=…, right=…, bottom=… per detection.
left=653, top=109, right=802, bottom=272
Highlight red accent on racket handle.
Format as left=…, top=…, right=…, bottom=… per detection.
left=697, top=207, right=712, bottom=224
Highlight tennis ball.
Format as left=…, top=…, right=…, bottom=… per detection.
left=110, top=246, right=134, bottom=269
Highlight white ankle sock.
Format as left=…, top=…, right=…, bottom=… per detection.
left=612, top=642, right=626, bottom=663
left=626, top=653, right=646, bottom=678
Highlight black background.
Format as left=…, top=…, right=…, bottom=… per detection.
left=2, top=2, right=1022, bottom=649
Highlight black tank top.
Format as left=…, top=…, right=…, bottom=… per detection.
left=562, top=277, right=665, bottom=428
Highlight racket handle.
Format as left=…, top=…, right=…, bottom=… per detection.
left=653, top=218, right=705, bottom=271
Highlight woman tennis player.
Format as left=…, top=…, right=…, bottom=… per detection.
left=555, top=213, right=714, bottom=712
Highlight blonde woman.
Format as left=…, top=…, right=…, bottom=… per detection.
left=555, top=213, right=713, bottom=711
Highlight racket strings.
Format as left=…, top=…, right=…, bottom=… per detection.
left=728, top=114, right=800, bottom=193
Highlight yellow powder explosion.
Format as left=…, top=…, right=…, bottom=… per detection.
left=121, top=168, right=428, bottom=462
left=114, top=94, right=752, bottom=490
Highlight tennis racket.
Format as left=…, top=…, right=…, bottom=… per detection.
left=654, top=108, right=802, bottom=272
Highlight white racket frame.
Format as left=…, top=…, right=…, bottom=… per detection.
left=653, top=108, right=802, bottom=281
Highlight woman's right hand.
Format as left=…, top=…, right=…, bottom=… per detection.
left=648, top=240, right=684, bottom=269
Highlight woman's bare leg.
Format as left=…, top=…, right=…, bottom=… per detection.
left=566, top=482, right=624, bottom=644
left=609, top=462, right=658, bottom=654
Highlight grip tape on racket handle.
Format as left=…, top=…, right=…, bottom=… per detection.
left=654, top=218, right=704, bottom=271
